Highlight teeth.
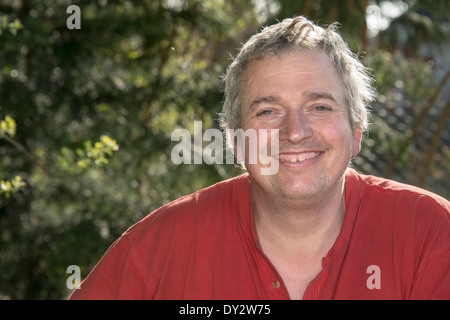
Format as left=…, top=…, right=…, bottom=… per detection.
left=279, top=152, right=320, bottom=163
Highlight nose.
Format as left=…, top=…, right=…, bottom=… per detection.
left=280, top=111, right=313, bottom=144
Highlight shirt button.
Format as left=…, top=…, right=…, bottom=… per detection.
left=272, top=280, right=280, bottom=289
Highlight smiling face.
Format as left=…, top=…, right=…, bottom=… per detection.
left=240, top=48, right=362, bottom=203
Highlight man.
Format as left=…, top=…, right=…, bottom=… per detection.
left=69, top=16, right=449, bottom=300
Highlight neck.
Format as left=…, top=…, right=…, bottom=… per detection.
left=252, top=179, right=346, bottom=255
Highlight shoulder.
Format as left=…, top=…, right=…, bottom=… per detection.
left=145, top=173, right=249, bottom=222
left=342, top=169, right=449, bottom=299
left=345, top=168, right=449, bottom=246
left=121, top=173, right=251, bottom=243
left=346, top=168, right=450, bottom=214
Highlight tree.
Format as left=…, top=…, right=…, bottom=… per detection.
left=0, top=0, right=255, bottom=299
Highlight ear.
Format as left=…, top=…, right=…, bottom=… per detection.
left=352, top=126, right=363, bottom=157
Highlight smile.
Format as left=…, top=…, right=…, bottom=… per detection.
left=277, top=152, right=322, bottom=163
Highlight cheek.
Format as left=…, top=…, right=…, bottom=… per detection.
left=322, top=118, right=354, bottom=148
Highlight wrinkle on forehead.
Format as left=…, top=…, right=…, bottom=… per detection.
left=242, top=49, right=347, bottom=108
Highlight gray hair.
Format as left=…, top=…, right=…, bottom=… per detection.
left=219, top=16, right=375, bottom=137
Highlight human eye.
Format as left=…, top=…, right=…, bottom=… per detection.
left=305, top=103, right=335, bottom=115
left=313, top=104, right=332, bottom=112
left=256, top=109, right=274, bottom=117
left=253, top=106, right=283, bottom=123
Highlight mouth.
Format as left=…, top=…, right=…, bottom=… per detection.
left=276, top=152, right=323, bottom=164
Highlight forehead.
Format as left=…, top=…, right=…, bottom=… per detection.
left=242, top=48, right=346, bottom=105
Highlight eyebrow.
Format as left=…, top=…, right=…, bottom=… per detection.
left=302, top=91, right=339, bottom=104
left=249, top=96, right=281, bottom=111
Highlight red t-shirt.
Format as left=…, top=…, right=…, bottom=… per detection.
left=69, top=169, right=450, bottom=300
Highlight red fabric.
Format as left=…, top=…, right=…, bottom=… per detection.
left=69, top=169, right=450, bottom=300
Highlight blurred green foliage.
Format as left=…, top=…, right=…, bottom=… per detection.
left=0, top=0, right=448, bottom=299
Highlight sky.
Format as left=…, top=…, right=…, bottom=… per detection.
left=366, top=0, right=409, bottom=36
